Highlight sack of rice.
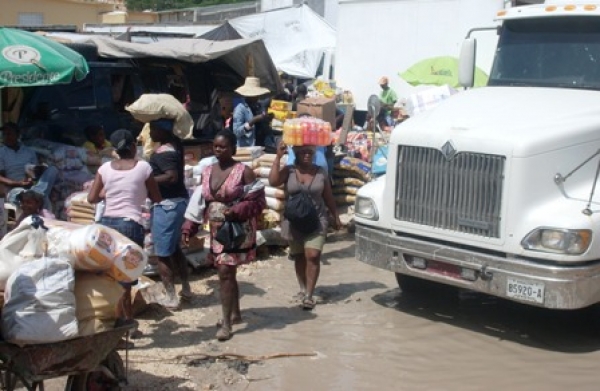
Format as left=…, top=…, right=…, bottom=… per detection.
left=126, top=94, right=193, bottom=139
left=333, top=177, right=365, bottom=187
left=333, top=186, right=360, bottom=195
left=266, top=196, right=285, bottom=211
left=334, top=194, right=356, bottom=205
left=265, top=186, right=286, bottom=200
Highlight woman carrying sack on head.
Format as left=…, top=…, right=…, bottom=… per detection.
left=182, top=129, right=266, bottom=341
left=148, top=118, right=191, bottom=310
left=269, top=140, right=342, bottom=311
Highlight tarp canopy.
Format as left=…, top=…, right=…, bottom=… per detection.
left=79, top=35, right=282, bottom=94
left=228, top=5, right=336, bottom=79
left=199, top=21, right=243, bottom=41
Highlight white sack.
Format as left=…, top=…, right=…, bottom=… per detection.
left=0, top=216, right=47, bottom=291
left=2, top=256, right=78, bottom=345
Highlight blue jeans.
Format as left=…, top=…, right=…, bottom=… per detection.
left=100, top=216, right=145, bottom=247
left=151, top=198, right=188, bottom=257
left=7, top=165, right=59, bottom=211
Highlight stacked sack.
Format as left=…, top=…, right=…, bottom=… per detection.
left=45, top=220, right=147, bottom=284
left=253, top=154, right=287, bottom=217
left=333, top=157, right=371, bottom=206
left=252, top=154, right=289, bottom=247
left=235, top=146, right=264, bottom=167
left=0, top=217, right=148, bottom=343
left=64, top=191, right=96, bottom=225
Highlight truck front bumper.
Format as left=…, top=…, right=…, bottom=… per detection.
left=356, top=224, right=600, bottom=309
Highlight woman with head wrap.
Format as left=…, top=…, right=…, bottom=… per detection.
left=149, top=118, right=192, bottom=310
left=88, top=128, right=162, bottom=346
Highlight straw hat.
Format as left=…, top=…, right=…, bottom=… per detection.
left=379, top=76, right=389, bottom=85
left=235, top=77, right=270, bottom=97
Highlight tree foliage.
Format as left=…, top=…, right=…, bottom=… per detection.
left=125, top=0, right=249, bottom=12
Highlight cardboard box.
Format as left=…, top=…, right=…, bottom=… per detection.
left=297, top=97, right=336, bottom=130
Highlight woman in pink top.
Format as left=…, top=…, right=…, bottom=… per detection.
left=88, top=129, right=162, bottom=346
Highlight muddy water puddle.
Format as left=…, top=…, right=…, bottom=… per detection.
left=230, top=237, right=600, bottom=391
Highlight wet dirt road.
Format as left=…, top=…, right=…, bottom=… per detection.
left=38, top=232, right=600, bottom=390
left=176, top=233, right=600, bottom=390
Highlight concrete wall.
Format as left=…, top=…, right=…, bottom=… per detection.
left=0, top=0, right=115, bottom=30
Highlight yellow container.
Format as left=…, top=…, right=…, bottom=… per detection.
left=270, top=100, right=292, bottom=111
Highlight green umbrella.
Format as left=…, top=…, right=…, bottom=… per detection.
left=0, top=27, right=89, bottom=88
left=399, top=56, right=488, bottom=88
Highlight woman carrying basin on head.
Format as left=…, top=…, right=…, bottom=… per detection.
left=268, top=136, right=342, bottom=311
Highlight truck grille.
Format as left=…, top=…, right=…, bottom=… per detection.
left=395, top=146, right=505, bottom=238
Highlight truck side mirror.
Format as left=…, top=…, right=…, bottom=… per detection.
left=459, top=38, right=477, bottom=88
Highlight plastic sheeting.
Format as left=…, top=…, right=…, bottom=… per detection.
left=229, top=5, right=336, bottom=78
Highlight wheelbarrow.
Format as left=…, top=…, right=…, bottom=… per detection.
left=0, top=322, right=135, bottom=391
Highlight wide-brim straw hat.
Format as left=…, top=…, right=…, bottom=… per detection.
left=235, top=77, right=270, bottom=97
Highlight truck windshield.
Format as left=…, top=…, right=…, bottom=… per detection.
left=489, top=16, right=600, bottom=90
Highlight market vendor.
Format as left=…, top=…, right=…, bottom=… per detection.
left=232, top=77, right=275, bottom=148
left=0, top=122, right=58, bottom=211
left=378, top=76, right=398, bottom=127
left=82, top=124, right=115, bottom=156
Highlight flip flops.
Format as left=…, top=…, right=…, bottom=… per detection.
left=302, top=296, right=316, bottom=310
left=216, top=325, right=233, bottom=341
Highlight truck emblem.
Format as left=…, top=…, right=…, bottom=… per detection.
left=440, top=141, right=456, bottom=161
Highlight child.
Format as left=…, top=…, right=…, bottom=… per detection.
left=14, top=189, right=55, bottom=226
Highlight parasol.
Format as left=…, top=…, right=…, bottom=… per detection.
left=400, top=56, right=488, bottom=88
left=0, top=27, right=89, bottom=89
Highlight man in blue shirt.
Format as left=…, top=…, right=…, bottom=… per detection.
left=232, top=77, right=274, bottom=148
left=0, top=122, right=58, bottom=210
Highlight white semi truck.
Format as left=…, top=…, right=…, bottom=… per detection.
left=355, top=0, right=600, bottom=309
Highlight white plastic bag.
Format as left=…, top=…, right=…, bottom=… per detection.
left=2, top=256, right=79, bottom=345
left=184, top=186, right=205, bottom=224
left=0, top=216, right=47, bottom=290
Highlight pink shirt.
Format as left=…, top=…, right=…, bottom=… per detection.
left=98, top=160, right=152, bottom=225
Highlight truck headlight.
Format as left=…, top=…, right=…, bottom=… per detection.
left=355, top=196, right=379, bottom=220
left=522, top=228, right=591, bottom=255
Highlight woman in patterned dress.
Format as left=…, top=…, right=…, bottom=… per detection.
left=183, top=130, right=265, bottom=341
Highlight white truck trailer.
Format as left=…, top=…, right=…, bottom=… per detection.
left=355, top=0, right=600, bottom=309
left=334, top=0, right=505, bottom=110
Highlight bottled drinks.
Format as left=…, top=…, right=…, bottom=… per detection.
left=301, top=121, right=309, bottom=146
left=322, top=122, right=332, bottom=146
left=293, top=121, right=303, bottom=146
left=283, top=121, right=293, bottom=145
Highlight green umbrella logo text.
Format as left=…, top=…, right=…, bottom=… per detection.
left=3, top=45, right=41, bottom=65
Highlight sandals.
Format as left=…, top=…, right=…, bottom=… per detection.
left=216, top=325, right=232, bottom=341
left=301, top=296, right=316, bottom=310
left=179, top=290, right=193, bottom=302
left=293, top=291, right=306, bottom=302
left=216, top=317, right=243, bottom=328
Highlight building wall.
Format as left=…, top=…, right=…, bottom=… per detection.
left=102, top=11, right=157, bottom=24
left=0, top=0, right=115, bottom=30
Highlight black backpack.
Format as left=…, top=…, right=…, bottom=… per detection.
left=284, top=169, right=320, bottom=234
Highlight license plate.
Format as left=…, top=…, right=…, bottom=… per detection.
left=506, top=278, right=545, bottom=304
